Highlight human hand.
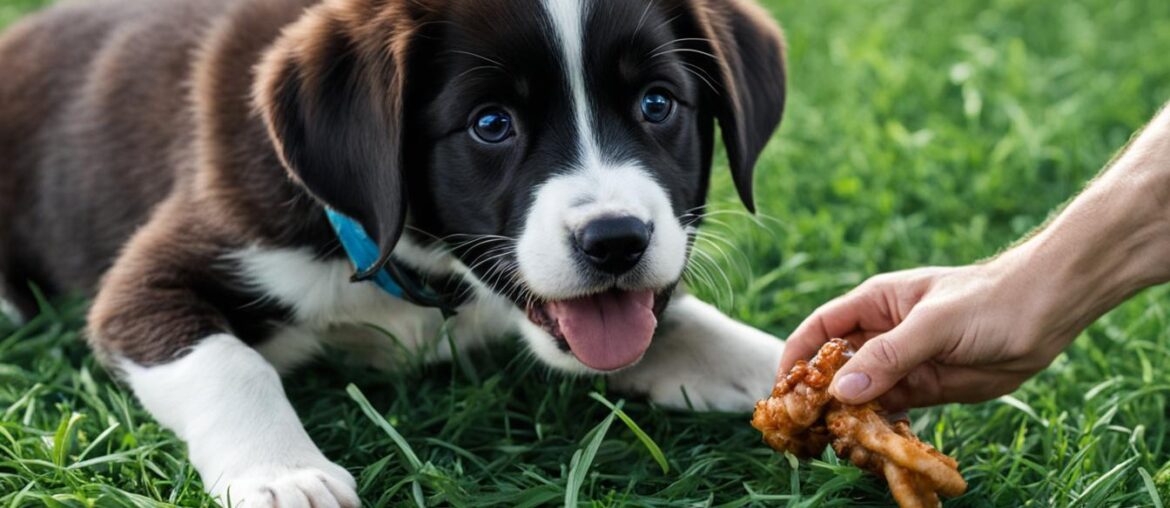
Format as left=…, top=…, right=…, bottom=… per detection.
left=779, top=261, right=1078, bottom=411
left=780, top=103, right=1170, bottom=410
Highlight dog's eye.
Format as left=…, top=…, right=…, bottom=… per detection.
left=471, top=109, right=514, bottom=143
left=640, top=90, right=674, bottom=123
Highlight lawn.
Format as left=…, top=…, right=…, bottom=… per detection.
left=3, top=0, right=1170, bottom=506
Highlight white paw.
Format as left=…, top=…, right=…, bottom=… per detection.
left=641, top=373, right=768, bottom=412
left=212, top=462, right=359, bottom=508
left=614, top=358, right=777, bottom=412
left=610, top=317, right=784, bottom=412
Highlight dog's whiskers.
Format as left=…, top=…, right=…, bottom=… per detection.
left=462, top=246, right=515, bottom=278
left=451, top=239, right=514, bottom=259
left=650, top=47, right=719, bottom=62
left=453, top=64, right=508, bottom=81
left=404, top=227, right=516, bottom=245
left=684, top=247, right=736, bottom=305
left=646, top=36, right=712, bottom=56
left=682, top=253, right=720, bottom=299
left=444, top=49, right=506, bottom=69
left=630, top=0, right=656, bottom=44
left=392, top=228, right=526, bottom=306
left=681, top=62, right=721, bottom=96
left=693, top=229, right=739, bottom=254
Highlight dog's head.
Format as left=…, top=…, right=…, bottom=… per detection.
left=256, top=0, right=786, bottom=373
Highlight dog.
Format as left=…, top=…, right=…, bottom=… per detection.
left=0, top=0, right=788, bottom=505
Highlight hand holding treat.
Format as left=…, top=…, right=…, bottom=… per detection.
left=752, top=339, right=967, bottom=507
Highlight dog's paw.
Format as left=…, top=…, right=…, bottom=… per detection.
left=609, top=324, right=784, bottom=412
left=612, top=358, right=777, bottom=412
left=212, top=462, right=359, bottom=508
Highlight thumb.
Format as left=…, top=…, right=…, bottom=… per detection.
left=829, top=312, right=945, bottom=404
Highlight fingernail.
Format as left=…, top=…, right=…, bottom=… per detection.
left=833, top=373, right=871, bottom=400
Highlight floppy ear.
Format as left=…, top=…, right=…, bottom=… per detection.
left=254, top=1, right=416, bottom=278
left=682, top=0, right=787, bottom=212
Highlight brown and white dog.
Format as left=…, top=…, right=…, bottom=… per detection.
left=0, top=0, right=787, bottom=505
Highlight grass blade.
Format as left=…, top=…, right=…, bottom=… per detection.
left=1140, top=467, right=1164, bottom=508
left=564, top=407, right=617, bottom=507
left=347, top=384, right=422, bottom=471
left=348, top=384, right=429, bottom=507
left=588, top=392, right=669, bottom=474
left=1070, top=456, right=1137, bottom=506
left=51, top=413, right=84, bottom=467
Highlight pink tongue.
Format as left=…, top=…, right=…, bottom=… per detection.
left=546, top=290, right=656, bottom=371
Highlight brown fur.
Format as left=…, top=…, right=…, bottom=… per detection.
left=0, top=0, right=784, bottom=365
left=685, top=0, right=788, bottom=212
left=0, top=0, right=328, bottom=362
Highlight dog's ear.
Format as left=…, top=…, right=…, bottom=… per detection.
left=254, top=1, right=417, bottom=278
left=680, top=0, right=787, bottom=212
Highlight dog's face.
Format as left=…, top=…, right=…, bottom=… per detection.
left=257, top=0, right=786, bottom=373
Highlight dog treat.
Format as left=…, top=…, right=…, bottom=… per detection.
left=751, top=339, right=967, bottom=507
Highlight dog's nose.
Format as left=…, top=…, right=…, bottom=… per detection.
left=575, top=216, right=651, bottom=274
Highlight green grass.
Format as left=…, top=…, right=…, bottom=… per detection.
left=3, top=0, right=1170, bottom=506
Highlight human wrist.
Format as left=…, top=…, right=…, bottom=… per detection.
left=1005, top=169, right=1170, bottom=343
left=1109, top=103, right=1170, bottom=228
left=1088, top=131, right=1170, bottom=289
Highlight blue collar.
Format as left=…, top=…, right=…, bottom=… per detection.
left=324, top=208, right=466, bottom=316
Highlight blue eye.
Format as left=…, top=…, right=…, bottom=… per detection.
left=641, top=90, right=674, bottom=123
left=471, top=109, right=514, bottom=143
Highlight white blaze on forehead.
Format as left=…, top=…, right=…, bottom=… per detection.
left=542, top=0, right=601, bottom=168
left=515, top=0, right=693, bottom=374
left=519, top=0, right=688, bottom=305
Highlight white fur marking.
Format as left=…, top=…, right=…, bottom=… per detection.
left=522, top=0, right=699, bottom=374
left=514, top=162, right=688, bottom=374
left=543, top=0, right=600, bottom=167
left=229, top=245, right=520, bottom=371
left=515, top=163, right=687, bottom=301
left=121, top=335, right=358, bottom=507
left=0, top=298, right=23, bottom=325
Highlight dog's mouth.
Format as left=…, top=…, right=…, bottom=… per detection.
left=525, top=289, right=657, bottom=372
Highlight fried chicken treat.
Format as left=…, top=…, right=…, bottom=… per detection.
left=751, top=339, right=967, bottom=508
left=750, top=337, right=849, bottom=456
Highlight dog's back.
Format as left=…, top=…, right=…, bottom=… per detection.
left=0, top=0, right=248, bottom=315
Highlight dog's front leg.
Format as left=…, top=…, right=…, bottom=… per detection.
left=87, top=209, right=359, bottom=507
left=121, top=335, right=359, bottom=507
left=608, top=294, right=784, bottom=412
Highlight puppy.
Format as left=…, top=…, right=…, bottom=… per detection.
left=0, top=0, right=788, bottom=505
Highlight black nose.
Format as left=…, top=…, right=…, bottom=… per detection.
left=575, top=216, right=652, bottom=275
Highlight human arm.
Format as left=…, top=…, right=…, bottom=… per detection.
left=780, top=103, right=1170, bottom=409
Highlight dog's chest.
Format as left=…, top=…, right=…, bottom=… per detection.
left=231, top=246, right=518, bottom=371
